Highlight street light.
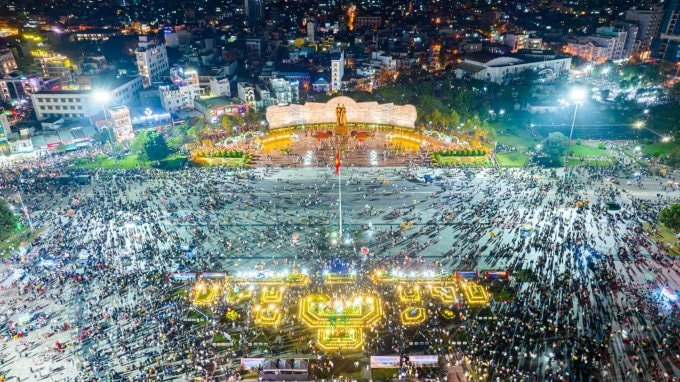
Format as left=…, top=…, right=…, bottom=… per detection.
left=565, top=87, right=586, bottom=174
left=93, top=90, right=113, bottom=144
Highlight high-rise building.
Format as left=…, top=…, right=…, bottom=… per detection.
left=135, top=36, right=169, bottom=88
left=594, top=26, right=630, bottom=60
left=307, top=20, right=315, bottom=42
left=331, top=50, right=344, bottom=92
left=625, top=7, right=663, bottom=60
left=245, top=0, right=262, bottom=26
left=653, top=0, right=680, bottom=62
left=0, top=48, right=17, bottom=76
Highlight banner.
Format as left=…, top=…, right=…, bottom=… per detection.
left=485, top=271, right=509, bottom=281
left=241, top=358, right=265, bottom=371
left=455, top=271, right=477, bottom=280
left=202, top=272, right=227, bottom=280
left=370, top=356, right=400, bottom=369
left=172, top=273, right=196, bottom=281
left=409, top=355, right=439, bottom=367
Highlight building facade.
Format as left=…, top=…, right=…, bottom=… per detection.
left=456, top=52, right=571, bottom=83
left=31, top=77, right=142, bottom=120
left=135, top=36, right=169, bottom=88
left=0, top=73, right=42, bottom=102
left=653, top=0, right=680, bottom=62
left=331, top=51, right=344, bottom=91
left=159, top=68, right=201, bottom=112
left=0, top=48, right=17, bottom=76
left=625, top=7, right=664, bottom=60
left=106, top=105, right=134, bottom=141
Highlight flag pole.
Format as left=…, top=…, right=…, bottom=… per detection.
left=338, top=151, right=343, bottom=237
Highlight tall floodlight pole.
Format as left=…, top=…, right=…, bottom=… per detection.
left=565, top=87, right=586, bottom=176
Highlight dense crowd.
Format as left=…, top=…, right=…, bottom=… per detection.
left=0, top=146, right=678, bottom=382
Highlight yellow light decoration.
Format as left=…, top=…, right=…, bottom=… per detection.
left=371, top=269, right=456, bottom=284
left=462, top=283, right=489, bottom=306
left=253, top=304, right=283, bottom=327
left=317, top=328, right=363, bottom=350
left=232, top=272, right=310, bottom=286
left=225, top=309, right=240, bottom=321
left=260, top=286, right=285, bottom=304
left=323, top=272, right=357, bottom=285
left=429, top=285, right=458, bottom=304
left=224, top=286, right=252, bottom=305
left=298, top=293, right=382, bottom=351
left=400, top=306, right=427, bottom=326
left=397, top=285, right=422, bottom=303
left=192, top=282, right=221, bottom=306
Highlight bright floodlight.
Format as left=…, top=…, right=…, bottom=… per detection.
left=93, top=90, right=111, bottom=103
left=569, top=87, right=587, bottom=103
left=634, top=121, right=644, bottom=129
left=662, top=136, right=672, bottom=142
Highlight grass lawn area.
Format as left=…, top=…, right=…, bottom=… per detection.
left=435, top=155, right=493, bottom=167
left=0, top=227, right=44, bottom=259
left=194, top=156, right=247, bottom=168
left=643, top=222, right=679, bottom=256
left=494, top=132, right=540, bottom=150
left=642, top=143, right=675, bottom=156
left=77, top=154, right=150, bottom=170
left=371, top=368, right=399, bottom=380
left=567, top=144, right=612, bottom=158
left=495, top=152, right=529, bottom=167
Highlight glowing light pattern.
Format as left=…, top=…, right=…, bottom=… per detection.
left=400, top=307, right=427, bottom=326
left=317, top=327, right=363, bottom=350
left=371, top=269, right=456, bottom=284
left=462, top=283, right=489, bottom=306
left=224, top=286, right=252, bottom=305
left=397, top=285, right=422, bottom=303
left=233, top=271, right=310, bottom=286
left=323, top=272, right=357, bottom=285
left=192, top=282, right=221, bottom=306
left=298, top=293, right=382, bottom=351
left=429, top=286, right=458, bottom=304
left=253, top=304, right=283, bottom=326
left=260, top=286, right=285, bottom=304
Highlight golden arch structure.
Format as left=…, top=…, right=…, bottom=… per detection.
left=266, top=96, right=417, bottom=129
left=260, top=96, right=426, bottom=154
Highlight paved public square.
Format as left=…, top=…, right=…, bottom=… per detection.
left=0, top=162, right=679, bottom=381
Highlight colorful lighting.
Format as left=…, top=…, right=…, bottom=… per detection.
left=400, top=307, right=427, bottom=326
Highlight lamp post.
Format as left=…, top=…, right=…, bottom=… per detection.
left=565, top=87, right=586, bottom=174
left=93, top=91, right=113, bottom=145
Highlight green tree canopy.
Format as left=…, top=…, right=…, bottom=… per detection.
left=542, top=132, right=568, bottom=164
left=143, top=130, right=171, bottom=160
left=0, top=202, right=18, bottom=241
left=659, top=204, right=680, bottom=231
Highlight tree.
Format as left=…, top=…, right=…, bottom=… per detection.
left=143, top=130, right=170, bottom=160
left=659, top=204, right=680, bottom=231
left=542, top=132, right=568, bottom=165
left=0, top=202, right=18, bottom=241
left=129, top=131, right=149, bottom=154
left=220, top=115, right=232, bottom=130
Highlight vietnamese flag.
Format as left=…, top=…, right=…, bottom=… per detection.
left=335, top=150, right=341, bottom=176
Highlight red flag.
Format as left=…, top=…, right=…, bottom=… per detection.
left=335, top=150, right=341, bottom=175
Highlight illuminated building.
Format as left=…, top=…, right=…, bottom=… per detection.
left=31, top=76, right=142, bottom=120
left=159, top=68, right=200, bottom=112
left=106, top=106, right=135, bottom=142
left=135, top=36, right=169, bottom=88
left=652, top=0, right=680, bottom=62
left=0, top=48, right=17, bottom=76
left=33, top=51, right=73, bottom=85
left=0, top=72, right=41, bottom=102
left=625, top=7, right=663, bottom=60
left=331, top=51, right=344, bottom=91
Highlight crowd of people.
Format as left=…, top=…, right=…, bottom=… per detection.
left=0, top=145, right=677, bottom=382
